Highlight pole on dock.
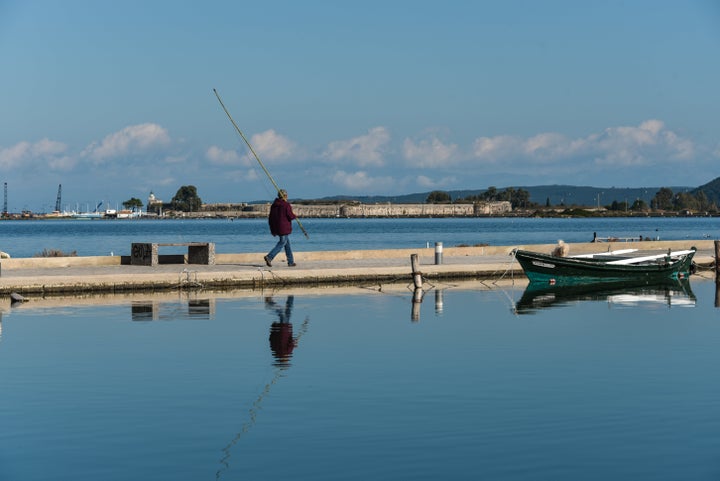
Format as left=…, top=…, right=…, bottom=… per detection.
left=435, top=242, right=443, bottom=265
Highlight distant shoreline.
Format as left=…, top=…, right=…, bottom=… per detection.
left=3, top=200, right=719, bottom=220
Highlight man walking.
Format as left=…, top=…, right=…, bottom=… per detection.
left=264, top=189, right=297, bottom=267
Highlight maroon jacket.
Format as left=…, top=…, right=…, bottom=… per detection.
left=268, top=197, right=296, bottom=236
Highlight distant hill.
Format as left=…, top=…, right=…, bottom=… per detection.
left=316, top=185, right=695, bottom=207
left=692, top=177, right=720, bottom=205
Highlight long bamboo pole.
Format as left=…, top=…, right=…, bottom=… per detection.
left=213, top=88, right=308, bottom=238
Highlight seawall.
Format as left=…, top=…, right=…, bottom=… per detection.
left=0, top=240, right=715, bottom=296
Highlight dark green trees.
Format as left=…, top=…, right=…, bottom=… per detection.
left=171, top=185, right=202, bottom=212
left=122, top=197, right=144, bottom=210
left=426, top=190, right=452, bottom=203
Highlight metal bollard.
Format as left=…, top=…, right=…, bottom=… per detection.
left=435, top=242, right=443, bottom=265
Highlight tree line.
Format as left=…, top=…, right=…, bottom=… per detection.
left=150, top=184, right=720, bottom=213
left=601, top=187, right=717, bottom=213
left=427, top=186, right=718, bottom=213
left=426, top=187, right=532, bottom=209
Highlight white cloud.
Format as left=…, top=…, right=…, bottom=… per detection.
left=586, top=120, right=692, bottom=166
left=660, top=129, right=694, bottom=160
left=523, top=133, right=577, bottom=159
left=249, top=129, right=297, bottom=162
left=332, top=170, right=394, bottom=191
left=82, top=123, right=171, bottom=162
left=206, top=145, right=245, bottom=166
left=32, top=138, right=67, bottom=157
left=471, top=120, right=695, bottom=168
left=323, top=127, right=390, bottom=166
left=207, top=130, right=296, bottom=168
left=416, top=175, right=435, bottom=187
left=47, top=155, right=76, bottom=170
left=472, top=135, right=522, bottom=162
left=0, top=141, right=32, bottom=169
left=0, top=138, right=72, bottom=170
left=402, top=136, right=458, bottom=167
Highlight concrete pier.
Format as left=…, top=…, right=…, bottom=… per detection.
left=0, top=240, right=715, bottom=296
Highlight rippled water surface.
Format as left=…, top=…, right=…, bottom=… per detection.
left=2, top=279, right=720, bottom=480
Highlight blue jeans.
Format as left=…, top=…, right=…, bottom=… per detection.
left=267, top=235, right=294, bottom=264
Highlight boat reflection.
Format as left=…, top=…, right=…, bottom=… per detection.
left=516, top=278, right=696, bottom=314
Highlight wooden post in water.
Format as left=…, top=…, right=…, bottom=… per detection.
left=411, top=254, right=423, bottom=321
left=411, top=254, right=422, bottom=289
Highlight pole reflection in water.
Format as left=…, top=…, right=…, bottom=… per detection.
left=410, top=287, right=447, bottom=321
left=215, top=295, right=309, bottom=480
left=435, top=289, right=444, bottom=315
left=411, top=287, right=423, bottom=322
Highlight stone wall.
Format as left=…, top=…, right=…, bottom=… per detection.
left=331, top=202, right=512, bottom=217
left=173, top=201, right=512, bottom=218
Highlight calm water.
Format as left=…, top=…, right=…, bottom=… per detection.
left=0, top=217, right=718, bottom=257
left=1, top=279, right=720, bottom=480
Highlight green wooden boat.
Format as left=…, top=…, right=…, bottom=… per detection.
left=513, top=247, right=696, bottom=286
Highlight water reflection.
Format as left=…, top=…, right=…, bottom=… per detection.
left=411, top=287, right=423, bottom=322
left=216, top=296, right=309, bottom=479
left=516, top=278, right=696, bottom=314
left=410, top=287, right=448, bottom=321
left=266, top=296, right=297, bottom=366
left=130, top=298, right=215, bottom=321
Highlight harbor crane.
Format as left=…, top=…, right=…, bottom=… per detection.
left=55, top=184, right=62, bottom=212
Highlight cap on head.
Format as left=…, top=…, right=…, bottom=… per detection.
left=278, top=189, right=288, bottom=199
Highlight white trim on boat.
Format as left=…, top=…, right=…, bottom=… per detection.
left=571, top=248, right=638, bottom=258
left=606, top=249, right=695, bottom=265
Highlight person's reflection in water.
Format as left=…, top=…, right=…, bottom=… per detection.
left=266, top=296, right=296, bottom=367
left=216, top=295, right=309, bottom=480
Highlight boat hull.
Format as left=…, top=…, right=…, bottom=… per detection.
left=513, top=248, right=696, bottom=286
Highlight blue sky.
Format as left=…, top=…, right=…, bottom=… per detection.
left=1, top=0, right=719, bottom=212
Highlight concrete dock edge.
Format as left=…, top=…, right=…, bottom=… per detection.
left=0, top=240, right=715, bottom=296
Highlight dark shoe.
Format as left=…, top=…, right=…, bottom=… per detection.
left=264, top=255, right=272, bottom=267
left=288, top=263, right=297, bottom=267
